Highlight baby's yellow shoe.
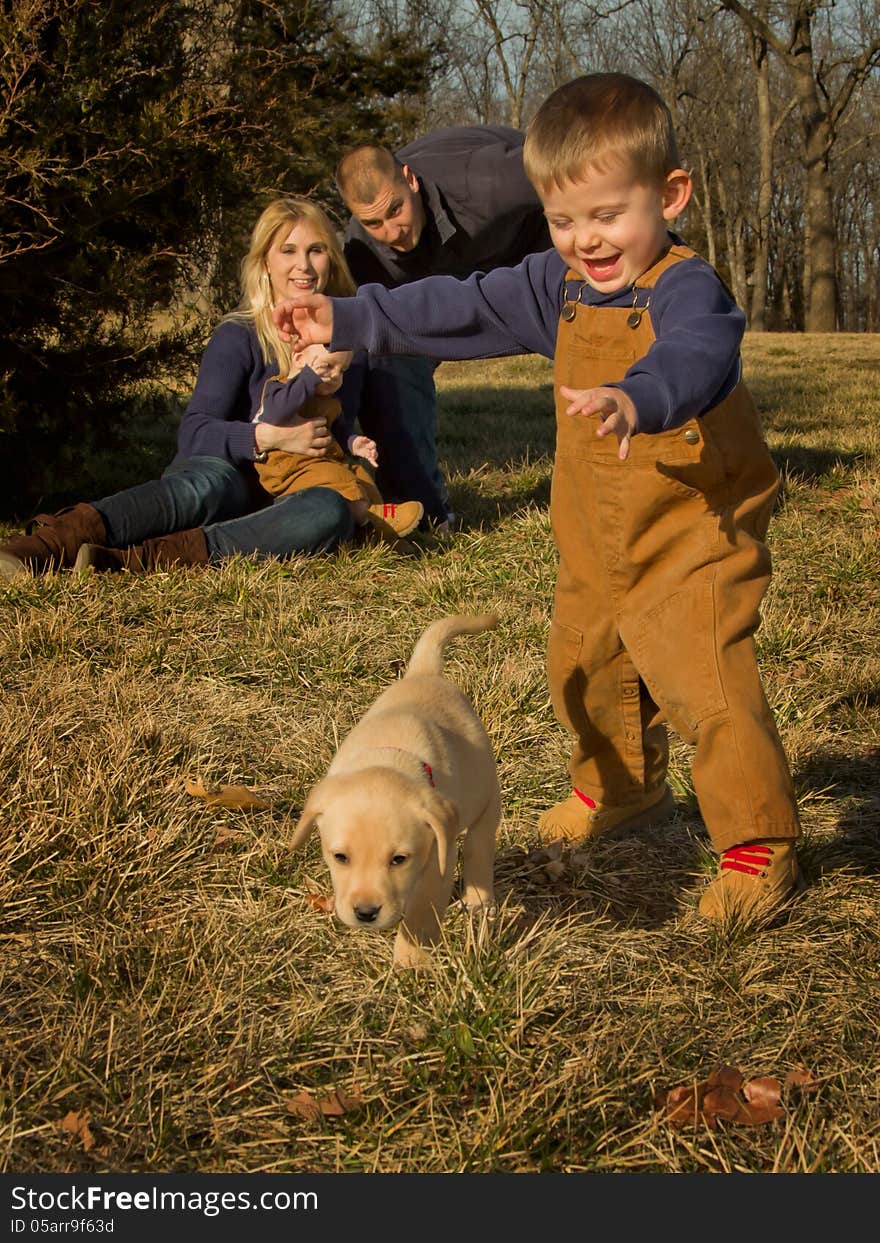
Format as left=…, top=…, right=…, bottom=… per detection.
left=366, top=501, right=424, bottom=540
left=699, top=839, right=801, bottom=920
left=538, top=784, right=674, bottom=843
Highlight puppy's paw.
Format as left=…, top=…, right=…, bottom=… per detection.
left=462, top=888, right=497, bottom=917
left=393, top=936, right=435, bottom=971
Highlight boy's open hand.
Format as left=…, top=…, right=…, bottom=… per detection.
left=559, top=385, right=638, bottom=461
left=274, top=294, right=334, bottom=345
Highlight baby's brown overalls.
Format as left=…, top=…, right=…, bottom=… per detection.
left=550, top=244, right=801, bottom=852
left=255, top=391, right=381, bottom=504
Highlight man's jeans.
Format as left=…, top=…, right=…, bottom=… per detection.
left=340, top=355, right=452, bottom=526
left=94, top=456, right=354, bottom=560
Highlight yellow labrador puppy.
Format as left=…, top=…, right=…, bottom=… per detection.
left=292, top=615, right=500, bottom=967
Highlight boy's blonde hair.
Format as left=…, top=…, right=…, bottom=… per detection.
left=524, top=72, right=681, bottom=192
left=226, top=197, right=356, bottom=377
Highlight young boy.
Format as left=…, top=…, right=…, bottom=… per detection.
left=274, top=72, right=802, bottom=921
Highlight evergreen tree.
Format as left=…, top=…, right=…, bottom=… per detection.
left=0, top=0, right=430, bottom=515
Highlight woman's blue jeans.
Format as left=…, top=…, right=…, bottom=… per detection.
left=93, top=456, right=354, bottom=560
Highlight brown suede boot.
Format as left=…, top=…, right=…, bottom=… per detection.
left=74, top=527, right=210, bottom=573
left=698, top=840, right=801, bottom=921
left=0, top=503, right=107, bottom=581
left=538, top=784, right=675, bottom=843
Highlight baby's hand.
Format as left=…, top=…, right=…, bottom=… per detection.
left=294, top=345, right=353, bottom=385
left=559, top=385, right=638, bottom=461
left=294, top=343, right=332, bottom=376
left=348, top=435, right=378, bottom=467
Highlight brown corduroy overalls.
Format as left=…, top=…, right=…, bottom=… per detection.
left=255, top=391, right=381, bottom=504
left=549, top=244, right=801, bottom=852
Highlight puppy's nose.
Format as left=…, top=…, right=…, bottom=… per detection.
left=353, top=903, right=381, bottom=924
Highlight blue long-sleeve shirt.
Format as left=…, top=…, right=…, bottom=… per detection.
left=177, top=320, right=361, bottom=462
left=330, top=242, right=746, bottom=435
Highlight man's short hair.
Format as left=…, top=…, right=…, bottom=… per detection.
left=524, top=73, right=681, bottom=192
left=335, top=146, right=407, bottom=206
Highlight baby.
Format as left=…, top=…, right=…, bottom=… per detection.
left=254, top=341, right=423, bottom=542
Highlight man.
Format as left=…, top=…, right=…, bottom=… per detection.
left=335, top=126, right=552, bottom=531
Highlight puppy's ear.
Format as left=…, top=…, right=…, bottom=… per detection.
left=291, top=783, right=324, bottom=850
left=422, top=792, right=460, bottom=877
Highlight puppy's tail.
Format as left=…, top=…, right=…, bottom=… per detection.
left=405, top=614, right=498, bottom=679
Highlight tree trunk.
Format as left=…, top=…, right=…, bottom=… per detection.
left=717, top=0, right=876, bottom=333
left=750, top=32, right=772, bottom=332
left=697, top=149, right=717, bottom=270
left=790, top=14, right=838, bottom=331
left=801, top=142, right=837, bottom=331
left=716, top=174, right=748, bottom=312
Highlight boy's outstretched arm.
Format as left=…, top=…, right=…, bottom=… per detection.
left=276, top=255, right=563, bottom=363
left=559, top=385, right=638, bottom=461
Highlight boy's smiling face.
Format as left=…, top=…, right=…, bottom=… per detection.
left=541, top=160, right=691, bottom=293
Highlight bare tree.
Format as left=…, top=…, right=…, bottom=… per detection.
left=342, top=0, right=880, bottom=331
left=345, top=0, right=637, bottom=128
left=719, top=0, right=880, bottom=331
left=747, top=11, right=798, bottom=330
left=833, top=75, right=880, bottom=328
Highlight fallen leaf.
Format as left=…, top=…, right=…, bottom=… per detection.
left=285, top=1092, right=322, bottom=1122
left=702, top=1086, right=749, bottom=1125
left=743, top=1076, right=783, bottom=1109
left=214, top=826, right=247, bottom=845
left=663, top=1065, right=787, bottom=1128
left=741, top=1076, right=785, bottom=1123
left=318, top=1089, right=362, bottom=1117
left=305, top=893, right=335, bottom=913
left=663, top=1083, right=703, bottom=1126
left=185, top=778, right=269, bottom=810
left=58, top=1110, right=95, bottom=1152
left=185, top=777, right=219, bottom=796
left=785, top=1068, right=820, bottom=1093
left=285, top=1088, right=362, bottom=1122
left=707, top=1064, right=744, bottom=1092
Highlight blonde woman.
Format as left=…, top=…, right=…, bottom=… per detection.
left=244, top=199, right=422, bottom=541
left=0, top=197, right=393, bottom=579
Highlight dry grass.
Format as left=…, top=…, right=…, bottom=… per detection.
left=1, top=334, right=878, bottom=1174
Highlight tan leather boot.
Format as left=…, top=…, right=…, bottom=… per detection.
left=365, top=501, right=424, bottom=541
left=74, top=527, right=210, bottom=573
left=699, top=840, right=800, bottom=920
left=0, top=504, right=107, bottom=581
left=538, top=784, right=675, bottom=843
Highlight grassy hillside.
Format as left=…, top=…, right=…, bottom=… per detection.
left=1, top=334, right=878, bottom=1173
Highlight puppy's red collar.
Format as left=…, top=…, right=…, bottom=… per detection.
left=370, top=746, right=435, bottom=787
